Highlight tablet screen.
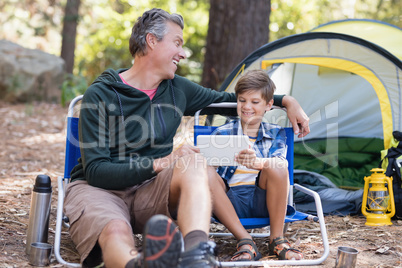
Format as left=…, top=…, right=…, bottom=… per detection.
left=197, top=135, right=249, bottom=166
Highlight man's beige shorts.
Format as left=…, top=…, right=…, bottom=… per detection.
left=63, top=166, right=174, bottom=265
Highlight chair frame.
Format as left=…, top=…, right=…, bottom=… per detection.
left=54, top=95, right=82, bottom=268
left=194, top=103, right=329, bottom=266
left=54, top=97, right=329, bottom=267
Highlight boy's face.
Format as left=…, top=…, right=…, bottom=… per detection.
left=237, top=90, right=273, bottom=127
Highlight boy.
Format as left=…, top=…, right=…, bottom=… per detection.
left=210, top=70, right=303, bottom=261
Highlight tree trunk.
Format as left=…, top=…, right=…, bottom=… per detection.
left=60, top=0, right=81, bottom=74
left=201, top=0, right=270, bottom=90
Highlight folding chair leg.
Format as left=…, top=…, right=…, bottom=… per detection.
left=211, top=232, right=270, bottom=238
left=216, top=183, right=329, bottom=267
left=54, top=176, right=81, bottom=268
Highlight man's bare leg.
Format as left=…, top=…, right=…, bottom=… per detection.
left=168, top=153, right=211, bottom=237
left=168, top=154, right=219, bottom=267
left=98, top=219, right=137, bottom=268
left=98, top=216, right=182, bottom=268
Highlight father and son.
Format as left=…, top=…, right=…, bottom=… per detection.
left=65, top=8, right=310, bottom=268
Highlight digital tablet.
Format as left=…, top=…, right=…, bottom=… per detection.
left=197, top=135, right=250, bottom=166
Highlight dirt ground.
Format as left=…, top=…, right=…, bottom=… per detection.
left=0, top=101, right=401, bottom=268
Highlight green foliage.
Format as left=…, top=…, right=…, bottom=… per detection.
left=0, top=0, right=64, bottom=55
left=269, top=0, right=402, bottom=42
left=73, top=0, right=400, bottom=84
left=355, top=0, right=402, bottom=26
left=75, top=0, right=209, bottom=84
left=61, top=73, right=88, bottom=107
left=270, top=0, right=342, bottom=40
left=0, top=0, right=400, bottom=100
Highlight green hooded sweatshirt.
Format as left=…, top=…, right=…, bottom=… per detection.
left=71, top=68, right=237, bottom=189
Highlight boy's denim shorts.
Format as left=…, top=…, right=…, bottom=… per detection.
left=225, top=175, right=295, bottom=219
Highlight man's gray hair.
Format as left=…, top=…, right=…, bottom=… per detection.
left=129, top=8, right=184, bottom=57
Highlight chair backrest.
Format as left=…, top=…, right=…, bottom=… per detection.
left=64, top=117, right=80, bottom=178
left=194, top=125, right=294, bottom=186
left=63, top=95, right=83, bottom=179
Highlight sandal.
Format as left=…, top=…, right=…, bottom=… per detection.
left=231, top=238, right=262, bottom=261
left=268, top=236, right=303, bottom=260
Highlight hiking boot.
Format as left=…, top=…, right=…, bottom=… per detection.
left=178, top=241, right=218, bottom=268
left=141, top=214, right=183, bottom=268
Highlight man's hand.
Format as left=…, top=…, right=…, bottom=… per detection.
left=282, top=95, right=310, bottom=138
left=153, top=145, right=200, bottom=173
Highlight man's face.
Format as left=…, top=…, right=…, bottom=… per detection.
left=152, top=21, right=186, bottom=79
left=237, top=90, right=273, bottom=127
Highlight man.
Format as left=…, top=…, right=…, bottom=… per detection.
left=65, top=8, right=310, bottom=268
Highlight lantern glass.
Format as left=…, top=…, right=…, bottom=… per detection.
left=367, top=189, right=389, bottom=213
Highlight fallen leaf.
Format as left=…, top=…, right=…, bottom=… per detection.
left=376, top=246, right=390, bottom=254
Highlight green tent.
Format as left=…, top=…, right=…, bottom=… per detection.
left=218, top=19, right=402, bottom=189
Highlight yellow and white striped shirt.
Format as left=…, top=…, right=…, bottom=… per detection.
left=228, top=137, right=259, bottom=187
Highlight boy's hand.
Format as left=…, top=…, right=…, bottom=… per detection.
left=235, top=149, right=264, bottom=170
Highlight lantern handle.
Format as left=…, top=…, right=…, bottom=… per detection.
left=361, top=176, right=370, bottom=217
left=385, top=176, right=396, bottom=218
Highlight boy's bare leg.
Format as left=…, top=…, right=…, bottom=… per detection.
left=98, top=219, right=137, bottom=268
left=259, top=158, right=289, bottom=240
left=207, top=167, right=251, bottom=240
left=207, top=167, right=254, bottom=260
left=259, top=158, right=302, bottom=260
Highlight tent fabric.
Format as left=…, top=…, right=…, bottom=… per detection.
left=293, top=137, right=383, bottom=188
left=219, top=32, right=402, bottom=148
left=310, top=19, right=402, bottom=60
left=217, top=20, right=401, bottom=213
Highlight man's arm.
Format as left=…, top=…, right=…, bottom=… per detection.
left=78, top=89, right=157, bottom=190
left=281, top=95, right=310, bottom=138
left=273, top=94, right=285, bottom=107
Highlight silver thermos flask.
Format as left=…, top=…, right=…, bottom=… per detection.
left=26, top=174, right=52, bottom=255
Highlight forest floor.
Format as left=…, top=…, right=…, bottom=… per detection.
left=0, top=101, right=401, bottom=267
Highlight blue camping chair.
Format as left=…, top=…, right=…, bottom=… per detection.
left=194, top=103, right=329, bottom=267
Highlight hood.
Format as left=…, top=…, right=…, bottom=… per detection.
left=90, top=68, right=178, bottom=118
left=92, top=68, right=126, bottom=86
left=91, top=68, right=171, bottom=96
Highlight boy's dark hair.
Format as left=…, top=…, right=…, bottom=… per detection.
left=235, top=70, right=276, bottom=102
left=129, top=8, right=184, bottom=57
